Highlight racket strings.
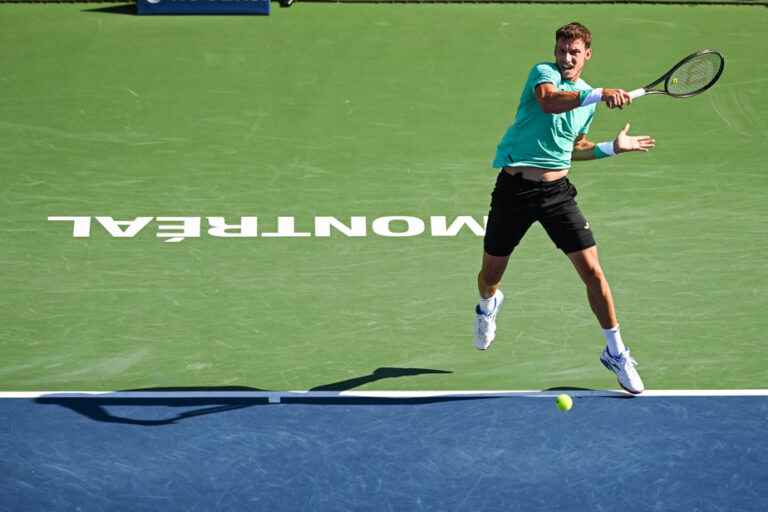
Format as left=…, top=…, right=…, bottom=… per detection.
left=667, top=53, right=722, bottom=96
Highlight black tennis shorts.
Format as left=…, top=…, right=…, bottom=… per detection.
left=484, top=170, right=596, bottom=256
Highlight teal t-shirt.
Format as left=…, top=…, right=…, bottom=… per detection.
left=492, top=63, right=596, bottom=170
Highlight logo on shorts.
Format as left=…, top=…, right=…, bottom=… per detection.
left=584, top=222, right=590, bottom=230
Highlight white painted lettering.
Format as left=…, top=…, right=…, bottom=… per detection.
left=156, top=217, right=201, bottom=243
left=48, top=216, right=92, bottom=237
left=314, top=216, right=366, bottom=237
left=96, top=217, right=153, bottom=238
left=372, top=216, right=425, bottom=237
left=430, top=216, right=487, bottom=237
left=49, top=214, right=488, bottom=241
left=207, top=217, right=258, bottom=237
left=261, top=217, right=311, bottom=237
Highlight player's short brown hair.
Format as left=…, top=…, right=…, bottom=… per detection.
left=555, top=22, right=592, bottom=49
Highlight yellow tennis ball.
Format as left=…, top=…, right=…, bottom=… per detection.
left=556, top=394, right=573, bottom=411
left=671, top=78, right=679, bottom=84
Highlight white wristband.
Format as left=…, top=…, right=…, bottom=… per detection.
left=597, top=141, right=616, bottom=156
left=580, top=88, right=603, bottom=107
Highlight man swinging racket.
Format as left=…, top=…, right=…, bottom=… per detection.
left=474, top=22, right=655, bottom=394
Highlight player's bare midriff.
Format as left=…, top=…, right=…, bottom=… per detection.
left=503, top=166, right=569, bottom=182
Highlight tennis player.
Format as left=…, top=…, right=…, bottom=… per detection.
left=474, top=22, right=655, bottom=394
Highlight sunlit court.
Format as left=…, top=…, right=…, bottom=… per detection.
left=1, top=1, right=766, bottom=510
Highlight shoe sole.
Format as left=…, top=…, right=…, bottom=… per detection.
left=600, top=357, right=644, bottom=395
left=474, top=318, right=497, bottom=351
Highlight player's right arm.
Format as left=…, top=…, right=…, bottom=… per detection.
left=535, top=83, right=632, bottom=114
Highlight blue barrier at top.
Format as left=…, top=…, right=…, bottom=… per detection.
left=136, top=0, right=270, bottom=15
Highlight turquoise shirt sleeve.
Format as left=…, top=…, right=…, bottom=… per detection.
left=530, top=63, right=562, bottom=90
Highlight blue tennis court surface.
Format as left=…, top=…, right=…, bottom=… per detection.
left=2, top=393, right=766, bottom=511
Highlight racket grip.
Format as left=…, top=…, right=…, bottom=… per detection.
left=628, top=88, right=646, bottom=100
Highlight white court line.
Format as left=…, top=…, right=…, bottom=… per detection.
left=1, top=390, right=768, bottom=399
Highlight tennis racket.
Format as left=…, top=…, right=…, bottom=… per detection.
left=628, top=49, right=725, bottom=100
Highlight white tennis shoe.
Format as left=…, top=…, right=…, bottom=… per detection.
left=600, top=347, right=645, bottom=394
left=474, top=290, right=504, bottom=351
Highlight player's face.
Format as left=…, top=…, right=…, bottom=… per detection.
left=554, top=38, right=592, bottom=81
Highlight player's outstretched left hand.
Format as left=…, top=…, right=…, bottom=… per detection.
left=614, top=122, right=656, bottom=153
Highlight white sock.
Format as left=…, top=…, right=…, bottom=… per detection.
left=478, top=291, right=500, bottom=314
left=602, top=325, right=626, bottom=356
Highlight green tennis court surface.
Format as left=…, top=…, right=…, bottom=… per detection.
left=1, top=3, right=766, bottom=392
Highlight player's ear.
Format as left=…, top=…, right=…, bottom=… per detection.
left=585, top=48, right=592, bottom=61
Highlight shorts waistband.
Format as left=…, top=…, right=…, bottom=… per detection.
left=503, top=171, right=569, bottom=188
left=502, top=166, right=569, bottom=184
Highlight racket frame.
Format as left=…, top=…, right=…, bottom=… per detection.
left=628, top=49, right=725, bottom=100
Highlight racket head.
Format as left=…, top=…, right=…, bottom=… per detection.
left=664, top=49, right=725, bottom=98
